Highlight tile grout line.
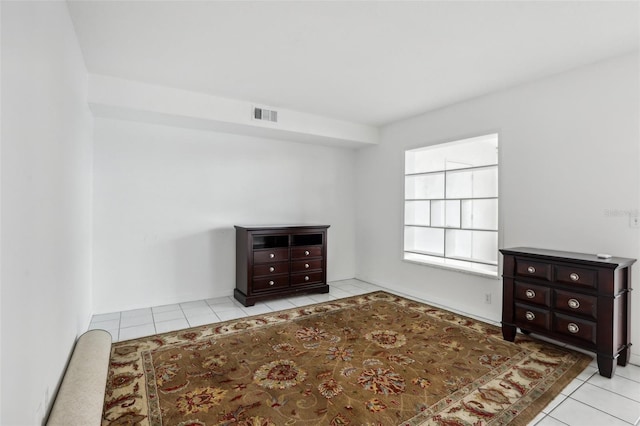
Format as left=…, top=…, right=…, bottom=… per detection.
left=179, top=303, right=195, bottom=328
left=536, top=414, right=570, bottom=426
left=205, top=297, right=227, bottom=321
left=558, top=374, right=639, bottom=425
left=548, top=397, right=636, bottom=426
left=578, top=379, right=640, bottom=405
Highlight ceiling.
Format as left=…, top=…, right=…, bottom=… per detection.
left=67, top=1, right=639, bottom=127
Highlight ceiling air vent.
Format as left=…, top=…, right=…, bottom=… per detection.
left=253, top=107, right=278, bottom=123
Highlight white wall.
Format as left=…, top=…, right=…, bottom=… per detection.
left=356, top=53, right=639, bottom=357
left=1, top=2, right=93, bottom=424
left=92, top=118, right=357, bottom=313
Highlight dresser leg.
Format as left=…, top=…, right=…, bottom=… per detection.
left=233, top=289, right=254, bottom=307
left=502, top=324, right=516, bottom=342
left=597, top=355, right=615, bottom=378
left=617, top=345, right=630, bottom=367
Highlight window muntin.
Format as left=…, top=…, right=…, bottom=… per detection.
left=403, top=134, right=499, bottom=276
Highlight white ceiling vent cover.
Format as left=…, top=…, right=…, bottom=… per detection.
left=253, top=107, right=278, bottom=123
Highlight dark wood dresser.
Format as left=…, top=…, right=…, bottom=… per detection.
left=234, top=225, right=330, bottom=307
left=500, top=247, right=635, bottom=378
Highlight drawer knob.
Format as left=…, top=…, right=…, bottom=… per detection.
left=525, top=311, right=535, bottom=321
left=567, top=323, right=579, bottom=334
left=269, top=253, right=275, bottom=259
left=525, top=289, right=536, bottom=299
left=305, top=263, right=310, bottom=269
left=569, top=273, right=580, bottom=282
left=568, top=298, right=580, bottom=309
left=304, top=250, right=310, bottom=256
left=269, top=280, right=275, bottom=286
left=527, top=266, right=536, bottom=274
left=304, top=276, right=310, bottom=281
left=269, top=267, right=275, bottom=272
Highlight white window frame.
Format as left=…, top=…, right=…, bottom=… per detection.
left=403, top=133, right=500, bottom=277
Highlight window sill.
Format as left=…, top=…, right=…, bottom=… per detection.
left=402, top=257, right=499, bottom=279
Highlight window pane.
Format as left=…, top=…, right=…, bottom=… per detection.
left=405, top=201, right=430, bottom=226
left=405, top=133, right=498, bottom=174
left=445, top=169, right=471, bottom=198
left=405, top=150, right=446, bottom=175
left=431, top=200, right=445, bottom=227
left=405, top=173, right=444, bottom=199
left=445, top=200, right=460, bottom=228
left=445, top=229, right=498, bottom=264
left=461, top=199, right=498, bottom=230
left=472, top=167, right=498, bottom=198
left=446, top=167, right=498, bottom=199
left=404, top=226, right=444, bottom=256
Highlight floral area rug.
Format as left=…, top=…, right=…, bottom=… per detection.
left=102, top=291, right=591, bottom=426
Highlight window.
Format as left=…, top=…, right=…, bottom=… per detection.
left=403, top=134, right=499, bottom=276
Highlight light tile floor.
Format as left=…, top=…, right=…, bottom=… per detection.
left=89, top=279, right=640, bottom=426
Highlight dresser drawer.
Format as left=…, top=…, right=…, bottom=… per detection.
left=291, top=259, right=322, bottom=273
left=555, top=265, right=597, bottom=289
left=254, top=248, right=289, bottom=264
left=515, top=304, right=551, bottom=331
left=553, top=313, right=596, bottom=345
left=291, top=271, right=324, bottom=286
left=515, top=259, right=552, bottom=281
left=253, top=262, right=289, bottom=277
left=514, top=282, right=551, bottom=307
left=554, top=289, right=597, bottom=319
left=291, top=245, right=322, bottom=259
left=252, top=276, right=289, bottom=292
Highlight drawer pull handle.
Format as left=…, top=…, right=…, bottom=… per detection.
left=305, top=263, right=310, bottom=269
left=304, top=276, right=310, bottom=281
left=304, top=250, right=310, bottom=256
left=568, top=298, right=580, bottom=309
left=569, top=273, right=580, bottom=281
left=525, top=311, right=535, bottom=321
left=269, top=253, right=275, bottom=259
left=567, top=323, right=579, bottom=334
left=269, top=267, right=275, bottom=272
left=527, top=266, right=536, bottom=274
left=269, top=280, right=275, bottom=286
left=525, top=289, right=536, bottom=299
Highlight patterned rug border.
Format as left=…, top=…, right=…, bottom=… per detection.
left=105, top=290, right=593, bottom=426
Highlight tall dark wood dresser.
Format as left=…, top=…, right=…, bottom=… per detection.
left=500, top=247, right=635, bottom=378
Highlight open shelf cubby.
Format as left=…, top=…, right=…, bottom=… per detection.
left=252, top=235, right=289, bottom=250
left=291, top=233, right=323, bottom=247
